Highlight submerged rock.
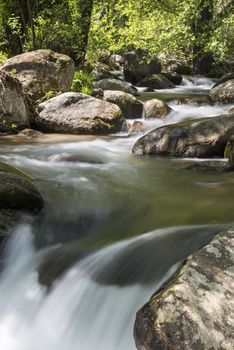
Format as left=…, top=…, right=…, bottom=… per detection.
left=144, top=99, right=172, bottom=119
left=0, top=71, right=32, bottom=132
left=134, top=226, right=234, bottom=350
left=1, top=49, right=75, bottom=100
left=132, top=113, right=234, bottom=158
left=103, top=90, right=144, bottom=119
left=137, top=74, right=175, bottom=89
left=187, top=160, right=230, bottom=172
left=17, top=128, right=43, bottom=139
left=93, top=78, right=137, bottom=95
left=35, top=92, right=124, bottom=135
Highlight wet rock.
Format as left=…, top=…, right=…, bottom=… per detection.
left=134, top=227, right=234, bottom=350
left=124, top=49, right=161, bottom=84
left=1, top=49, right=75, bottom=100
left=209, top=74, right=234, bottom=103
left=49, top=153, right=104, bottom=164
left=137, top=74, right=175, bottom=89
left=187, top=160, right=230, bottom=172
left=17, top=128, right=43, bottom=139
left=0, top=71, right=32, bottom=132
left=93, top=78, right=137, bottom=95
left=35, top=92, right=124, bottom=135
left=128, top=121, right=145, bottom=136
left=132, top=113, right=234, bottom=158
left=161, top=72, right=182, bottom=85
left=228, top=106, right=234, bottom=114
left=0, top=172, right=44, bottom=213
left=224, top=137, right=234, bottom=169
left=144, top=99, right=172, bottom=119
left=103, top=90, right=144, bottom=119
left=0, top=209, right=20, bottom=242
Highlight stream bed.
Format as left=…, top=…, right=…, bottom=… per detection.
left=0, top=77, right=233, bottom=350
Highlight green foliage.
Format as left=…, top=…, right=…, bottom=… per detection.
left=0, top=51, right=8, bottom=64
left=71, top=70, right=93, bottom=95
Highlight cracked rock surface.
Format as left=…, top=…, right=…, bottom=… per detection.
left=134, top=227, right=234, bottom=350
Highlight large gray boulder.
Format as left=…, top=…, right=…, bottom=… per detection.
left=93, top=78, right=137, bottom=95
left=35, top=92, right=124, bottom=135
left=124, top=49, right=161, bottom=84
left=0, top=71, right=32, bottom=132
left=0, top=49, right=75, bottom=100
left=137, top=74, right=175, bottom=89
left=209, top=74, right=234, bottom=103
left=132, top=113, right=234, bottom=158
left=134, top=227, right=234, bottom=350
left=103, top=90, right=144, bottom=119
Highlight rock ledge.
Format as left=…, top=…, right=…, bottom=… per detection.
left=134, top=227, right=234, bottom=350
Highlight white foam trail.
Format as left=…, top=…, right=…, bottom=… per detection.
left=0, top=224, right=223, bottom=350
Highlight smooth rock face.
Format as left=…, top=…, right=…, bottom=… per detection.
left=103, top=90, right=144, bottom=119
left=0, top=49, right=75, bottom=99
left=132, top=113, right=234, bottom=158
left=161, top=72, right=182, bottom=85
left=124, top=49, right=161, bottom=84
left=0, top=172, right=44, bottom=214
left=144, top=99, right=171, bottom=119
left=0, top=209, right=20, bottom=242
left=35, top=92, right=124, bottom=135
left=134, top=227, right=234, bottom=350
left=137, top=74, right=175, bottom=89
left=93, top=78, right=137, bottom=95
left=0, top=71, right=31, bottom=131
left=209, top=78, right=234, bottom=103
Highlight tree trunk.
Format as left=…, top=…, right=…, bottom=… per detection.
left=192, top=0, right=214, bottom=75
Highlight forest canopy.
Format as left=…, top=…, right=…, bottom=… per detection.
left=0, top=0, right=233, bottom=73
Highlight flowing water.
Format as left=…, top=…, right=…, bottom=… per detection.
left=0, top=77, right=233, bottom=350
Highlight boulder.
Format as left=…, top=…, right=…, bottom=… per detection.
left=187, top=160, right=230, bottom=172
left=93, top=78, right=137, bottom=95
left=224, top=137, right=234, bottom=169
left=128, top=121, right=145, bottom=136
left=134, top=227, right=234, bottom=350
left=167, top=61, right=192, bottom=75
left=161, top=72, right=182, bottom=85
left=124, top=49, right=161, bottom=84
left=137, top=74, right=175, bottom=89
left=17, top=128, right=43, bottom=139
left=0, top=71, right=32, bottom=132
left=35, top=92, right=124, bottom=135
left=92, top=65, right=114, bottom=81
left=132, top=113, right=234, bottom=158
left=0, top=49, right=75, bottom=100
left=0, top=172, right=44, bottom=214
left=103, top=90, right=144, bottom=119
left=0, top=209, right=20, bottom=242
left=209, top=74, right=234, bottom=103
left=144, top=99, right=172, bottom=119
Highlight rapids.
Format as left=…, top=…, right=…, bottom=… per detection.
left=0, top=76, right=233, bottom=350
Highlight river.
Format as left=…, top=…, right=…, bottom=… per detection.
left=0, top=77, right=233, bottom=350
